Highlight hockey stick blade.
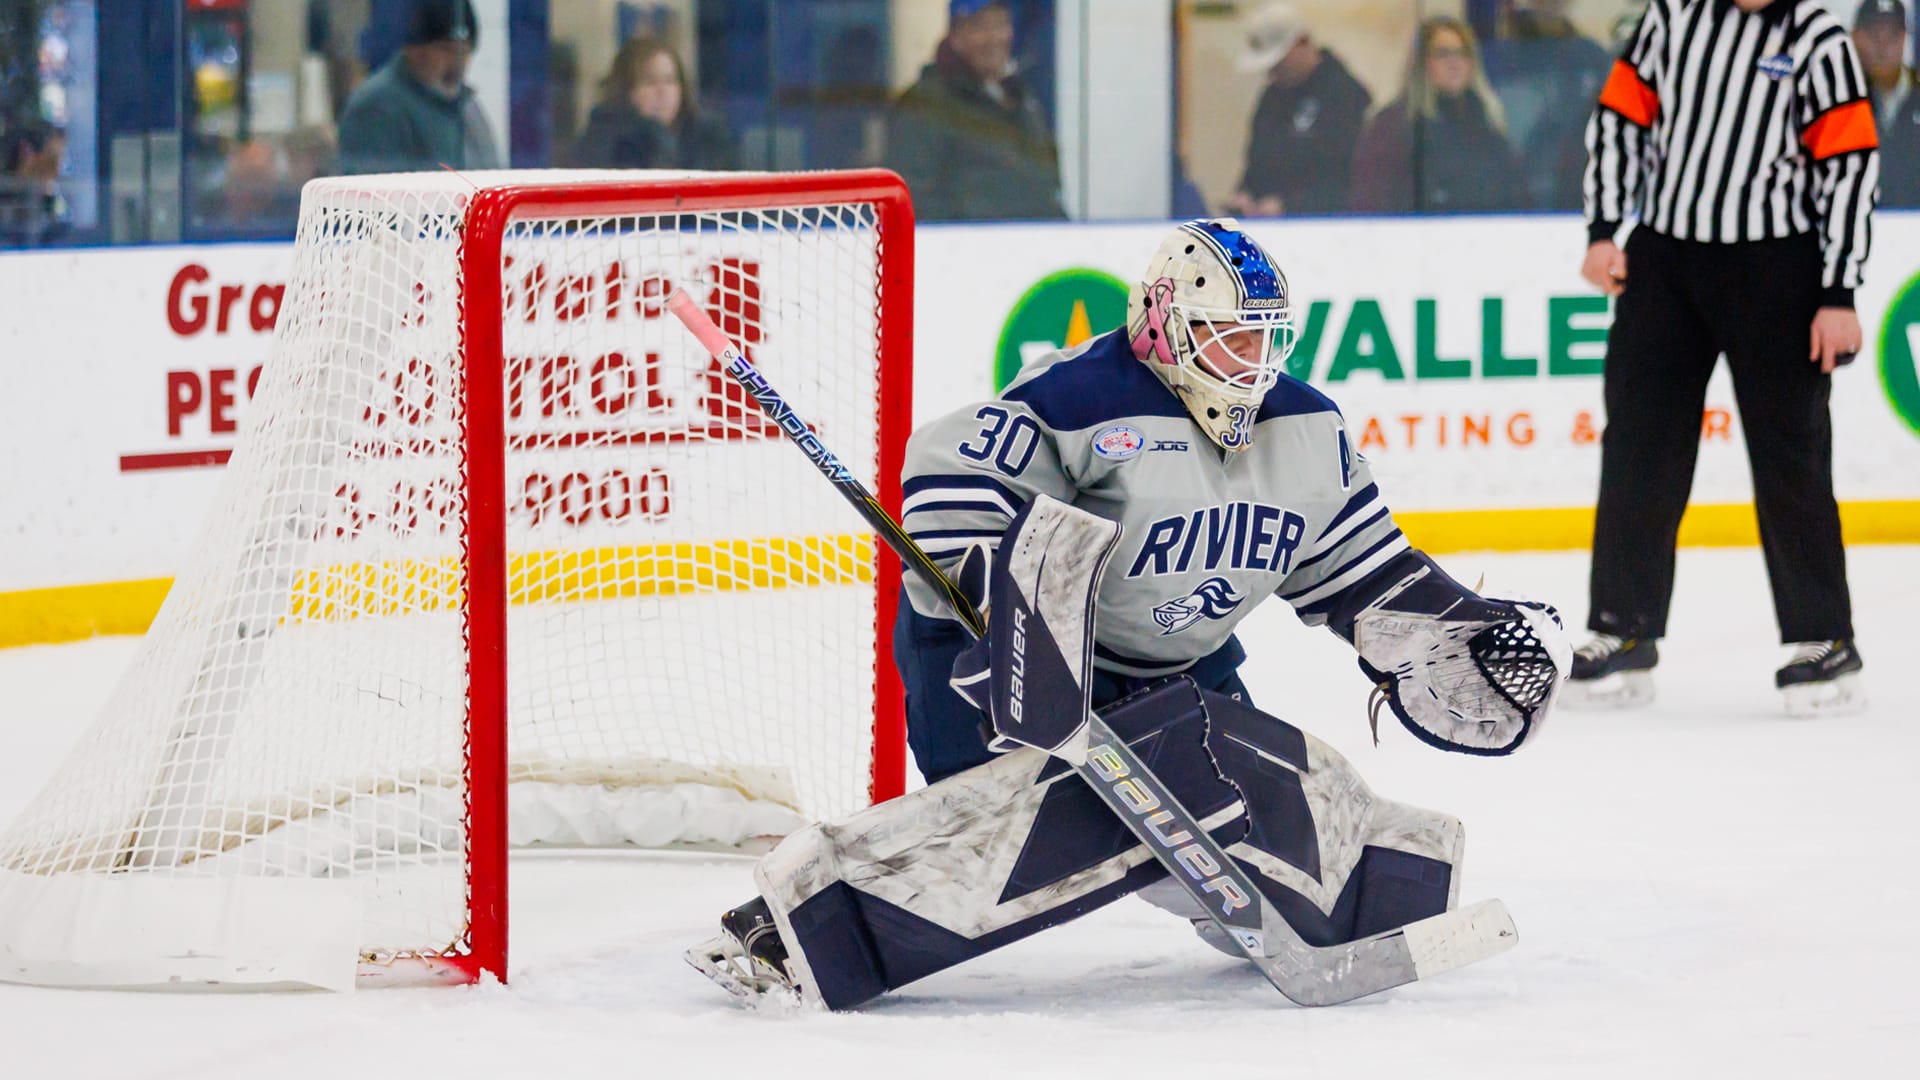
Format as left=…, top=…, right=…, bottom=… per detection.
left=667, top=290, right=1514, bottom=1006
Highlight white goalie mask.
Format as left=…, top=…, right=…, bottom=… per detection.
left=1127, top=219, right=1298, bottom=451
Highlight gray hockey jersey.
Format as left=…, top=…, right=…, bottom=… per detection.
left=901, top=329, right=1410, bottom=678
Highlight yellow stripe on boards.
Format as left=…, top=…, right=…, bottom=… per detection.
left=0, top=578, right=174, bottom=648
left=4, top=503, right=1918, bottom=648
left=2, top=535, right=879, bottom=647
left=1395, top=499, right=1920, bottom=553
left=280, top=534, right=881, bottom=622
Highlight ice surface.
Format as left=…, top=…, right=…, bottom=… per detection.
left=3, top=547, right=1916, bottom=1079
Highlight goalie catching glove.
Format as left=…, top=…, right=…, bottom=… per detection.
left=1336, top=553, right=1571, bottom=756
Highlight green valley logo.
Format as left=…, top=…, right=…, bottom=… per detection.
left=994, top=269, right=1131, bottom=390
left=1880, top=271, right=1920, bottom=437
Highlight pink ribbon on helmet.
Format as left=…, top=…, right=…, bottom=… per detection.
left=1130, top=278, right=1178, bottom=366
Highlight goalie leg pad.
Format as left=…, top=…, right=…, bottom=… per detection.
left=751, top=679, right=1246, bottom=1010
left=1139, top=691, right=1463, bottom=954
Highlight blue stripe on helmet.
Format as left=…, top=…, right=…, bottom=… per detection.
left=1180, top=220, right=1286, bottom=309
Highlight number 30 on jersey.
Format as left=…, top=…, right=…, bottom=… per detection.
left=956, top=406, right=1041, bottom=477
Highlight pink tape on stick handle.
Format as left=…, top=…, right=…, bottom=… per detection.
left=667, top=288, right=738, bottom=361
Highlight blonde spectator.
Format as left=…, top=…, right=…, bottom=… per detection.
left=1350, top=16, right=1522, bottom=214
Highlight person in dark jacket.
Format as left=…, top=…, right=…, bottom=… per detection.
left=1854, top=0, right=1920, bottom=208
left=1482, top=0, right=1613, bottom=210
left=568, top=37, right=737, bottom=171
left=888, top=0, right=1065, bottom=221
left=336, top=0, right=501, bottom=175
left=1351, top=16, right=1523, bottom=214
left=1225, top=4, right=1371, bottom=218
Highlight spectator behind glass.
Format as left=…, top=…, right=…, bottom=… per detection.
left=0, top=123, right=68, bottom=246
left=1224, top=3, right=1371, bottom=218
left=1351, top=16, right=1522, bottom=214
left=1481, top=0, right=1611, bottom=210
left=888, top=0, right=1065, bottom=221
left=1855, top=0, right=1919, bottom=208
left=337, top=0, right=502, bottom=174
left=213, top=127, right=337, bottom=233
left=568, top=38, right=736, bottom=171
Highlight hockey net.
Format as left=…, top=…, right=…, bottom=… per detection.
left=0, top=170, right=912, bottom=990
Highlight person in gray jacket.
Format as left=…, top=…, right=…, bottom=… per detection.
left=337, top=0, right=501, bottom=175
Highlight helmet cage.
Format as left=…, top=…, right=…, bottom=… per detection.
left=1170, top=302, right=1296, bottom=404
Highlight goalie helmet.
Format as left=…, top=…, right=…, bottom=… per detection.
left=1127, top=219, right=1297, bottom=451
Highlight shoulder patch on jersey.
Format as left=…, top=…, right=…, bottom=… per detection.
left=1003, top=330, right=1189, bottom=431
left=1091, top=424, right=1145, bottom=460
left=1255, top=373, right=1341, bottom=424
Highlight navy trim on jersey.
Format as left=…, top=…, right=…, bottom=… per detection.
left=1292, top=592, right=1345, bottom=620
left=1002, top=332, right=1191, bottom=431
left=1292, top=509, right=1390, bottom=575
left=1093, top=641, right=1194, bottom=675
left=903, top=500, right=1018, bottom=519
left=1280, top=529, right=1408, bottom=602
left=1254, top=374, right=1341, bottom=423
left=905, top=527, right=1003, bottom=542
left=1316, top=483, right=1381, bottom=541
left=903, top=473, right=1027, bottom=506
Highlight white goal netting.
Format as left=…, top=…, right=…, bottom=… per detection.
left=0, top=170, right=907, bottom=990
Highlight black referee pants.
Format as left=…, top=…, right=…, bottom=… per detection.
left=1588, top=229, right=1853, bottom=644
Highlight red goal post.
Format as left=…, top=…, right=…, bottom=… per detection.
left=459, top=171, right=915, bottom=983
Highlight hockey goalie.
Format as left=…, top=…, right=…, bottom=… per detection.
left=687, top=220, right=1571, bottom=1009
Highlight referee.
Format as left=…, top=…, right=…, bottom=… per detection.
left=1569, top=0, right=1877, bottom=715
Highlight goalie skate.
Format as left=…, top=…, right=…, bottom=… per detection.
left=684, top=898, right=804, bottom=1007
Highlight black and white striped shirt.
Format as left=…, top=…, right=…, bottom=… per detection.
left=1584, top=0, right=1880, bottom=305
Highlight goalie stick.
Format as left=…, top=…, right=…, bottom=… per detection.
left=666, top=288, right=1516, bottom=1005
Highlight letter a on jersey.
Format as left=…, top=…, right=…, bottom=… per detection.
left=949, top=495, right=1122, bottom=766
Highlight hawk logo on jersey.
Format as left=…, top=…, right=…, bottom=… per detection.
left=1092, top=424, right=1146, bottom=460
left=1758, top=54, right=1794, bottom=80
left=1152, top=577, right=1245, bottom=635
